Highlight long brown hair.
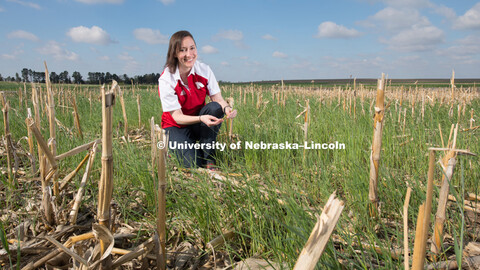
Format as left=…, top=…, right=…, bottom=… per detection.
left=165, top=30, right=196, bottom=74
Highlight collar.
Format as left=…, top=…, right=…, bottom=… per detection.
left=173, top=62, right=197, bottom=84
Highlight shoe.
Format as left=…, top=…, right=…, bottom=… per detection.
left=206, top=162, right=218, bottom=171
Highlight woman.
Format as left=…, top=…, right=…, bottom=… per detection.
left=158, top=30, right=237, bottom=168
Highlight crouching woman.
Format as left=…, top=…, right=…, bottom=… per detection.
left=158, top=30, right=237, bottom=168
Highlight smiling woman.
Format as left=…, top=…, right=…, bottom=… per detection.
left=157, top=30, right=238, bottom=169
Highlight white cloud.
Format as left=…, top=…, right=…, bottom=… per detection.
left=315, top=21, right=362, bottom=39
left=213, top=29, right=247, bottom=48
left=272, top=51, right=288, bottom=58
left=214, top=29, right=244, bottom=41
left=158, top=0, right=174, bottom=5
left=221, top=61, right=230, bottom=66
left=361, top=6, right=445, bottom=52
left=99, top=55, right=110, bottom=61
left=89, top=47, right=100, bottom=53
left=262, top=34, right=277, bottom=41
left=393, top=55, right=424, bottom=67
left=7, top=30, right=39, bottom=41
left=118, top=52, right=134, bottom=61
left=37, top=41, right=79, bottom=61
left=1, top=54, right=16, bottom=60
left=438, top=35, right=480, bottom=59
left=383, top=25, right=444, bottom=52
left=291, top=60, right=314, bottom=70
left=364, top=3, right=456, bottom=28
left=133, top=28, right=168, bottom=44
left=363, top=7, right=429, bottom=32
left=454, top=3, right=480, bottom=30
left=432, top=4, right=456, bottom=21
left=201, top=45, right=218, bottom=54
left=244, top=60, right=261, bottom=67
left=1, top=45, right=24, bottom=60
left=0, top=6, right=4, bottom=12
left=67, top=26, right=114, bottom=45
left=74, top=0, right=123, bottom=3
left=118, top=52, right=139, bottom=74
left=322, top=55, right=385, bottom=77
left=124, top=45, right=141, bottom=51
left=457, top=35, right=480, bottom=47
left=370, top=0, right=431, bottom=9
left=7, top=0, right=41, bottom=9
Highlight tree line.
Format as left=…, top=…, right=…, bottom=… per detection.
left=0, top=68, right=161, bottom=85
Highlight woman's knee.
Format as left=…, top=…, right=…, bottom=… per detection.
left=200, top=102, right=224, bottom=118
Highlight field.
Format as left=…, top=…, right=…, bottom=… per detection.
left=0, top=78, right=479, bottom=269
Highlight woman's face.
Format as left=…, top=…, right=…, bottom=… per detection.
left=176, top=36, right=197, bottom=72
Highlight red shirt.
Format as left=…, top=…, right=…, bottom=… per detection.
left=158, top=61, right=221, bottom=128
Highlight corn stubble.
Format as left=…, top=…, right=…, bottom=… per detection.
left=0, top=74, right=479, bottom=269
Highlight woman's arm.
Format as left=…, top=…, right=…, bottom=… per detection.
left=170, top=109, right=223, bottom=127
left=210, top=93, right=237, bottom=119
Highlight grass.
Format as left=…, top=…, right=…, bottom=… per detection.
left=0, top=81, right=479, bottom=268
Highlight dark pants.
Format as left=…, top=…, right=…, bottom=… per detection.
left=165, top=102, right=224, bottom=168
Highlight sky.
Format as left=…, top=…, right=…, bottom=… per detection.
left=0, top=0, right=479, bottom=82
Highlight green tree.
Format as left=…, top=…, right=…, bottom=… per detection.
left=59, top=71, right=70, bottom=83
left=72, top=71, right=83, bottom=84
left=33, top=71, right=45, bottom=83
left=112, top=73, right=121, bottom=83
left=21, top=68, right=31, bottom=82
left=105, top=72, right=112, bottom=83
left=87, top=72, right=105, bottom=84
left=50, top=72, right=59, bottom=83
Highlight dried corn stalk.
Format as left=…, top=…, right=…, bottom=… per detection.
left=137, top=94, right=141, bottom=127
left=1, top=93, right=14, bottom=184
left=98, top=81, right=117, bottom=257
left=70, top=144, right=97, bottom=224
left=72, top=96, right=83, bottom=139
left=293, top=193, right=344, bottom=270
left=431, top=125, right=459, bottom=256
left=155, top=125, right=167, bottom=270
left=227, top=97, right=234, bottom=139
left=369, top=73, right=385, bottom=216
left=27, top=116, right=57, bottom=225
left=119, top=90, right=128, bottom=138
left=412, top=150, right=435, bottom=270
left=44, top=62, right=59, bottom=196
left=404, top=186, right=412, bottom=270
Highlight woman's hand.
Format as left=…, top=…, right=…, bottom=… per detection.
left=200, top=114, right=223, bottom=127
left=224, top=106, right=237, bottom=119
left=210, top=93, right=238, bottom=119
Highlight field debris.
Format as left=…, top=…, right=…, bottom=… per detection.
left=1, top=75, right=480, bottom=269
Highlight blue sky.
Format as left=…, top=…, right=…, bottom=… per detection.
left=1, top=0, right=479, bottom=82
